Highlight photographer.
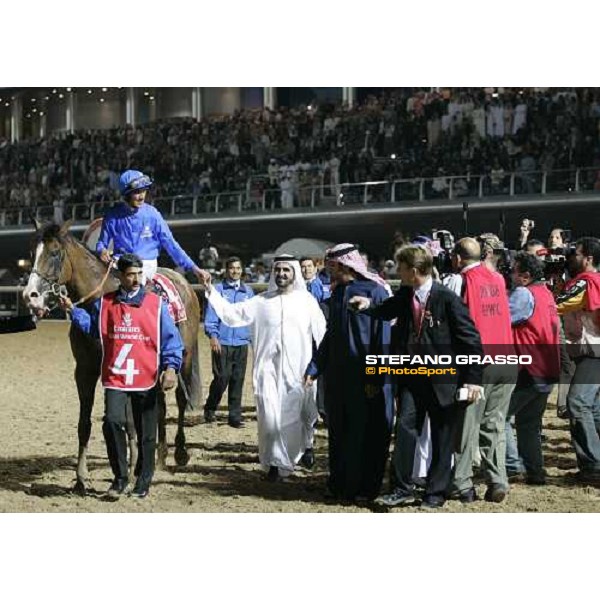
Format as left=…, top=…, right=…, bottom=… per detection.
left=548, top=228, right=569, bottom=250
left=518, top=220, right=570, bottom=253
left=524, top=239, right=546, bottom=257
left=505, top=253, right=561, bottom=485
left=556, top=237, right=600, bottom=481
left=517, top=218, right=536, bottom=250
left=447, top=238, right=516, bottom=504
left=518, top=220, right=573, bottom=296
left=478, top=233, right=514, bottom=291
left=522, top=239, right=575, bottom=420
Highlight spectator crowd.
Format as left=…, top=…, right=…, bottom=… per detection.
left=2, top=87, right=600, bottom=215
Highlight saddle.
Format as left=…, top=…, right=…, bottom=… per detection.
left=148, top=273, right=187, bottom=324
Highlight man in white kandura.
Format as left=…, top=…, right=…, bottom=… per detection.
left=203, top=255, right=326, bottom=481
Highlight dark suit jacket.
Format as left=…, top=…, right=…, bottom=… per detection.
left=367, top=281, right=484, bottom=406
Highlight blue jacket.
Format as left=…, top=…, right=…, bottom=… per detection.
left=318, top=270, right=332, bottom=297
left=204, top=280, right=254, bottom=346
left=70, top=287, right=184, bottom=372
left=306, top=277, right=330, bottom=303
left=96, top=202, right=197, bottom=271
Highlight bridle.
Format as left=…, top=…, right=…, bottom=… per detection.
left=30, top=247, right=69, bottom=310
left=32, top=241, right=116, bottom=309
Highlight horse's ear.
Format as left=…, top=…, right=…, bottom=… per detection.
left=59, top=220, right=73, bottom=237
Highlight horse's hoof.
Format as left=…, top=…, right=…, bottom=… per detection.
left=73, top=479, right=87, bottom=496
left=174, top=447, right=190, bottom=466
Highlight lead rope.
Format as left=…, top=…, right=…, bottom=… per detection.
left=71, top=260, right=116, bottom=307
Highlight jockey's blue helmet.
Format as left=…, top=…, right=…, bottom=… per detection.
left=119, top=169, right=153, bottom=196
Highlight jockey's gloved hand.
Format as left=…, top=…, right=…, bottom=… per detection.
left=192, top=266, right=212, bottom=288
left=99, top=249, right=113, bottom=265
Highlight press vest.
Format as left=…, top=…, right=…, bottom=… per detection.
left=99, top=291, right=161, bottom=391
left=513, top=283, right=560, bottom=381
left=462, top=264, right=513, bottom=350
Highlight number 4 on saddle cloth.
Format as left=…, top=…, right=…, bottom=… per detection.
left=148, top=273, right=187, bottom=324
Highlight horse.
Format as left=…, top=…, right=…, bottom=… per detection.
left=23, top=220, right=202, bottom=494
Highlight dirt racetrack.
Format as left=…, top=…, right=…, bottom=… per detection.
left=0, top=321, right=599, bottom=513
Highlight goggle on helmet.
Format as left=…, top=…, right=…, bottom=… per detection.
left=119, top=170, right=153, bottom=196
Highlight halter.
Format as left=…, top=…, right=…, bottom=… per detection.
left=32, top=240, right=115, bottom=310
left=30, top=249, right=69, bottom=310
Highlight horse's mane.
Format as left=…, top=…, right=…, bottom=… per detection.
left=39, top=221, right=108, bottom=271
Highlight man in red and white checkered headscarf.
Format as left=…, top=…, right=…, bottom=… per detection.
left=325, top=243, right=390, bottom=293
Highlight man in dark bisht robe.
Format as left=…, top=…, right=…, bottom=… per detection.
left=304, top=243, right=394, bottom=502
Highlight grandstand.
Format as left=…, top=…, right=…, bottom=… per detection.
left=1, top=87, right=600, bottom=275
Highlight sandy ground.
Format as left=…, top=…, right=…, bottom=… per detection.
left=0, top=321, right=599, bottom=513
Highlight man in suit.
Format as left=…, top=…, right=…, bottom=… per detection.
left=350, top=245, right=484, bottom=509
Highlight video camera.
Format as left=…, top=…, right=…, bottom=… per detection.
left=539, top=244, right=577, bottom=278
left=431, top=229, right=455, bottom=276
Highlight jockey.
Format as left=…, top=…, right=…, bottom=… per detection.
left=96, top=169, right=207, bottom=284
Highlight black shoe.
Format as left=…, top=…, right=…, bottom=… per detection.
left=376, top=488, right=416, bottom=507
left=106, top=477, right=128, bottom=499
left=323, top=488, right=340, bottom=501
left=525, top=475, right=546, bottom=486
left=448, top=487, right=478, bottom=504
left=266, top=466, right=279, bottom=482
left=421, top=494, right=445, bottom=509
left=575, top=470, right=600, bottom=484
left=300, top=448, right=315, bottom=470
left=413, top=477, right=427, bottom=491
left=204, top=408, right=216, bottom=423
left=130, top=484, right=150, bottom=499
left=228, top=419, right=245, bottom=429
left=484, top=484, right=509, bottom=503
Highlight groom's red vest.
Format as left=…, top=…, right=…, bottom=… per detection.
left=99, top=291, right=161, bottom=391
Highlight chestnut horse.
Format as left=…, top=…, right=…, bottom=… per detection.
left=23, top=221, right=202, bottom=494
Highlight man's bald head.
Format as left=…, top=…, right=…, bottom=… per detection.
left=454, top=238, right=481, bottom=262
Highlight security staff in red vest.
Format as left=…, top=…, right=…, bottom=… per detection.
left=448, top=238, right=517, bottom=503
left=60, top=253, right=184, bottom=499
left=506, top=252, right=560, bottom=484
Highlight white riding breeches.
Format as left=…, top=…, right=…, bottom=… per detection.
left=142, top=259, right=158, bottom=285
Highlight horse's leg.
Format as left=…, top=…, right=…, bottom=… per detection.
left=174, top=370, right=191, bottom=466
left=125, top=398, right=139, bottom=482
left=74, top=364, right=98, bottom=495
left=156, top=388, right=168, bottom=470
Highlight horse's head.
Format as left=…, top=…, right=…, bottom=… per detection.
left=23, top=220, right=74, bottom=318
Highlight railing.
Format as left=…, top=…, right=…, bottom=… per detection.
left=1, top=167, right=599, bottom=227
left=0, top=286, right=29, bottom=317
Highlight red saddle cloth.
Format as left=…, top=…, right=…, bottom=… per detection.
left=150, top=273, right=187, bottom=324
